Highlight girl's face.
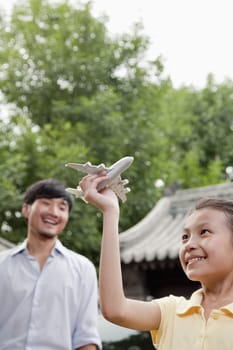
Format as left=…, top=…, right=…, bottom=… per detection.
left=179, top=208, right=233, bottom=286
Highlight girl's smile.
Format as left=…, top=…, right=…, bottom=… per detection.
left=179, top=207, right=233, bottom=285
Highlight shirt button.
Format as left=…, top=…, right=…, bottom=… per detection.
left=212, top=313, right=219, bottom=320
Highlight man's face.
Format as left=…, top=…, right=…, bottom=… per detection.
left=22, top=197, right=69, bottom=239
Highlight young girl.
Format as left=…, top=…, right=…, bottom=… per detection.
left=79, top=172, right=233, bottom=349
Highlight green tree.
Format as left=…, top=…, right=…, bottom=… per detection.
left=1, top=0, right=232, bottom=267
left=0, top=0, right=165, bottom=264
left=189, top=75, right=233, bottom=170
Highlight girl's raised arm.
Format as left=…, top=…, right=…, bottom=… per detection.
left=79, top=173, right=161, bottom=331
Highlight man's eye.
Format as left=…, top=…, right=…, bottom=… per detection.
left=60, top=206, right=67, bottom=211
left=60, top=202, right=68, bottom=211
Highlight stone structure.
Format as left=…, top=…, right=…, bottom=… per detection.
left=0, top=237, right=15, bottom=252
left=119, top=182, right=233, bottom=299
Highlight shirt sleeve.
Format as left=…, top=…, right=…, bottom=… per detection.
left=72, top=260, right=102, bottom=350
left=150, top=295, right=178, bottom=349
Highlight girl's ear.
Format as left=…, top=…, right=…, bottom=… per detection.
left=22, top=203, right=30, bottom=219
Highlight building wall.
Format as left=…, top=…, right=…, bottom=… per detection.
left=0, top=237, right=15, bottom=252
left=122, top=260, right=200, bottom=300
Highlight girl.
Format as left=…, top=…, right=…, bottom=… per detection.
left=80, top=172, right=233, bottom=349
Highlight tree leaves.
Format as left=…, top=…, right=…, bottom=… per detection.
left=0, top=0, right=232, bottom=266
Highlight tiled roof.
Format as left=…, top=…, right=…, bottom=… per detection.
left=0, top=237, right=15, bottom=252
left=119, top=182, right=233, bottom=264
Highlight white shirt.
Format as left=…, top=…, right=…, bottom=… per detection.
left=0, top=239, right=102, bottom=350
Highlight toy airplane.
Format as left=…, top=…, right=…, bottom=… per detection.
left=65, top=156, right=134, bottom=202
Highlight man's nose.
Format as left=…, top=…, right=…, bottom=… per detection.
left=49, top=204, right=59, bottom=216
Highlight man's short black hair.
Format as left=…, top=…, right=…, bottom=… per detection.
left=24, top=178, right=73, bottom=211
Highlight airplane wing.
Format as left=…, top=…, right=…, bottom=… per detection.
left=109, top=178, right=130, bottom=203
left=65, top=156, right=134, bottom=202
left=66, top=177, right=130, bottom=202
left=66, top=186, right=88, bottom=203
left=65, top=187, right=83, bottom=197
left=65, top=161, right=109, bottom=175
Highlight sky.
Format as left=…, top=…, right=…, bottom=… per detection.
left=1, top=0, right=233, bottom=88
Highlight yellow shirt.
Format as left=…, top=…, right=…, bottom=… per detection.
left=151, top=289, right=233, bottom=350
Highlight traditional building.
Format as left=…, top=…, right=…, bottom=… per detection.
left=0, top=237, right=15, bottom=252
left=119, top=182, right=233, bottom=300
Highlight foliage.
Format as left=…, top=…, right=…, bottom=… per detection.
left=188, top=75, right=233, bottom=169
left=0, top=0, right=232, bottom=267
left=102, top=331, right=153, bottom=350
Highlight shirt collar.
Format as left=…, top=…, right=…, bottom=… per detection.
left=176, top=289, right=203, bottom=315
left=10, top=240, right=27, bottom=256
left=176, top=288, right=233, bottom=316
left=220, top=304, right=233, bottom=315
left=10, top=239, right=68, bottom=258
left=53, top=239, right=68, bottom=257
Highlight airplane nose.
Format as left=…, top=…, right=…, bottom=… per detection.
left=128, top=156, right=134, bottom=164
left=121, top=156, right=134, bottom=166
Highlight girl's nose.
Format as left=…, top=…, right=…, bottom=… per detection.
left=185, top=234, right=199, bottom=251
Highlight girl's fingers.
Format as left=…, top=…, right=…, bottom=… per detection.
left=79, top=172, right=108, bottom=192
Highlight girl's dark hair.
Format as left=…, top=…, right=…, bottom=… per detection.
left=24, top=178, right=73, bottom=212
left=191, top=197, right=233, bottom=232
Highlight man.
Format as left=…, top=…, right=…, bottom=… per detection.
left=0, top=178, right=102, bottom=350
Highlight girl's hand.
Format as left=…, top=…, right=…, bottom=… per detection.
left=78, top=172, right=119, bottom=213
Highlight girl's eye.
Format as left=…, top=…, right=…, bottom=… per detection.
left=181, top=233, right=189, bottom=241
left=200, top=229, right=209, bottom=235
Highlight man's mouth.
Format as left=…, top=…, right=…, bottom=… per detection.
left=43, top=219, right=58, bottom=225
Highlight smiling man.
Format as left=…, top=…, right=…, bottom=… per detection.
left=0, top=178, right=102, bottom=350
